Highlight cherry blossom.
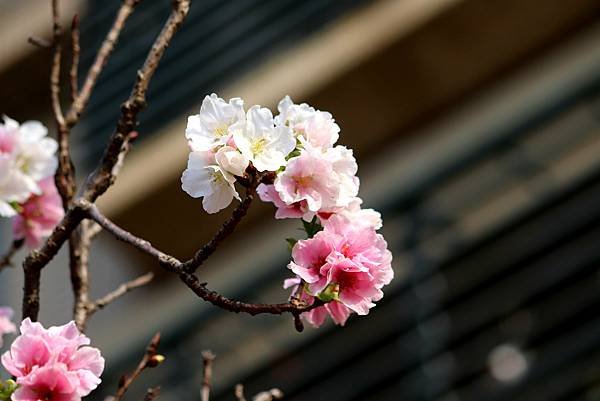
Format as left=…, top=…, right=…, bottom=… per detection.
left=0, top=308, right=16, bottom=348
left=0, top=117, right=57, bottom=217
left=2, top=318, right=104, bottom=401
left=186, top=94, right=245, bottom=152
left=275, top=96, right=339, bottom=149
left=273, top=144, right=358, bottom=214
left=181, top=150, right=240, bottom=213
left=232, top=105, right=295, bottom=172
left=12, top=177, right=64, bottom=248
left=215, top=146, right=248, bottom=177
left=286, top=215, right=393, bottom=327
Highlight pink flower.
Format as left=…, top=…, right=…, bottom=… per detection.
left=257, top=183, right=308, bottom=220
left=12, top=363, right=80, bottom=401
left=0, top=307, right=16, bottom=347
left=273, top=145, right=358, bottom=214
left=318, top=197, right=382, bottom=230
left=12, top=177, right=64, bottom=248
left=286, top=215, right=393, bottom=327
left=2, top=318, right=104, bottom=401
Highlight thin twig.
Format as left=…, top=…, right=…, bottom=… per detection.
left=70, top=14, right=80, bottom=103
left=113, top=333, right=164, bottom=401
left=181, top=168, right=262, bottom=273
left=0, top=239, right=24, bottom=272
left=87, top=272, right=154, bottom=314
left=65, top=0, right=142, bottom=126
left=143, top=387, right=160, bottom=401
left=28, top=36, right=52, bottom=48
left=201, top=351, right=215, bottom=401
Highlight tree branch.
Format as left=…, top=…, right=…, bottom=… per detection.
left=69, top=14, right=80, bottom=103
left=65, top=0, right=142, bottom=127
left=86, top=272, right=154, bottom=315
left=85, top=204, right=323, bottom=326
left=112, top=333, right=164, bottom=401
left=22, top=0, right=190, bottom=321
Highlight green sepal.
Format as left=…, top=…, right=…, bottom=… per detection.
left=317, top=283, right=339, bottom=302
left=286, top=237, right=298, bottom=252
left=302, top=216, right=323, bottom=238
left=0, top=379, right=18, bottom=401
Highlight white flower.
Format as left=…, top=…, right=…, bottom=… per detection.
left=12, top=119, right=58, bottom=183
left=186, top=94, right=245, bottom=151
left=232, top=105, right=295, bottom=172
left=0, top=117, right=57, bottom=217
left=275, top=96, right=339, bottom=149
left=324, top=145, right=359, bottom=206
left=275, top=95, right=315, bottom=128
left=215, top=146, right=248, bottom=177
left=181, top=151, right=240, bottom=214
left=0, top=158, right=34, bottom=217
left=327, top=197, right=382, bottom=230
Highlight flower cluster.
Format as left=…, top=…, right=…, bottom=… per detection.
left=0, top=117, right=63, bottom=248
left=1, top=319, right=104, bottom=401
left=182, top=95, right=393, bottom=327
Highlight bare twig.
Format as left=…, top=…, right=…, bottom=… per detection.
left=201, top=351, right=215, bottom=401
left=143, top=387, right=160, bottom=401
left=87, top=272, right=154, bottom=314
left=28, top=36, right=52, bottom=48
left=65, top=0, right=142, bottom=126
left=181, top=168, right=263, bottom=274
left=22, top=0, right=190, bottom=321
left=0, top=239, right=24, bottom=272
left=113, top=333, right=164, bottom=401
left=70, top=14, right=80, bottom=103
left=235, top=384, right=247, bottom=401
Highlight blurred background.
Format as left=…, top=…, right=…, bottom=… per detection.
left=1, top=0, right=600, bottom=400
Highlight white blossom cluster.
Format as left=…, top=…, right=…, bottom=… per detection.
left=0, top=117, right=58, bottom=217
left=181, top=93, right=372, bottom=224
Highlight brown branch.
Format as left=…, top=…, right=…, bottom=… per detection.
left=87, top=272, right=154, bottom=315
left=65, top=0, right=142, bottom=126
left=28, top=36, right=52, bottom=48
left=85, top=204, right=323, bottom=327
left=22, top=0, right=190, bottom=321
left=181, top=169, right=261, bottom=274
left=83, top=0, right=190, bottom=203
left=70, top=225, right=93, bottom=330
left=201, top=351, right=215, bottom=401
left=22, top=205, right=86, bottom=320
left=69, top=14, right=80, bottom=103
left=113, top=333, right=164, bottom=401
